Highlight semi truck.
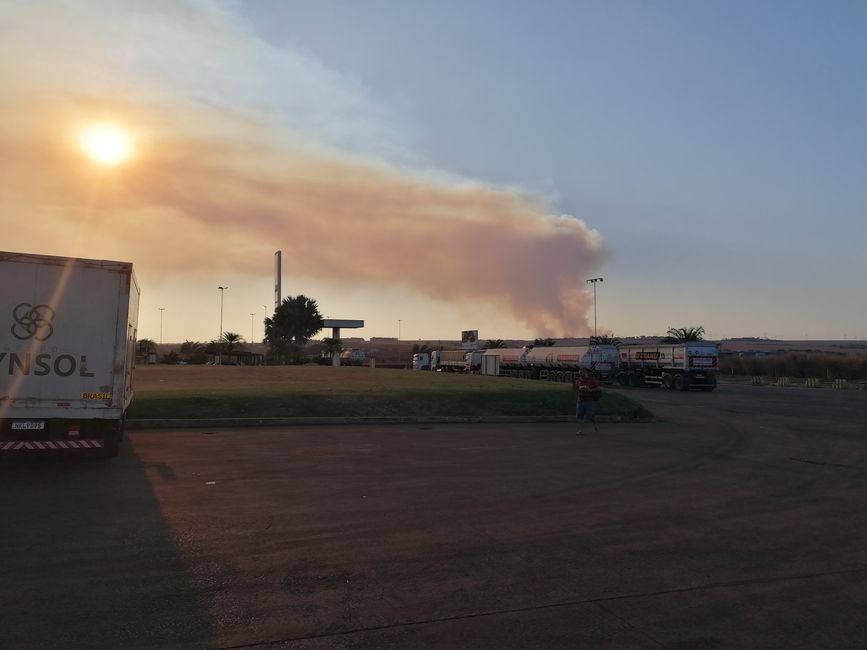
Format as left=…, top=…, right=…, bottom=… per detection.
left=432, top=349, right=483, bottom=372
left=412, top=350, right=484, bottom=372
left=0, top=252, right=140, bottom=457
left=616, top=342, right=718, bottom=391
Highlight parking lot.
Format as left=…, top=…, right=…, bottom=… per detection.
left=2, top=383, right=866, bottom=648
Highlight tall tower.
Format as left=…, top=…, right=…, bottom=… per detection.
left=274, top=250, right=282, bottom=311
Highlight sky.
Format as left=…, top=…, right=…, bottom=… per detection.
left=2, top=0, right=865, bottom=344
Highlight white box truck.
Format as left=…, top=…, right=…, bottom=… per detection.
left=0, top=252, right=139, bottom=456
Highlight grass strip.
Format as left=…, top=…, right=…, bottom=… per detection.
left=129, top=366, right=652, bottom=420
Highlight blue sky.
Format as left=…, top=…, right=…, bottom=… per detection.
left=3, top=0, right=865, bottom=342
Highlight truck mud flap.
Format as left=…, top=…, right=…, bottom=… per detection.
left=1, top=439, right=105, bottom=450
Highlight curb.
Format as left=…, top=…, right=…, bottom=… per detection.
left=126, top=415, right=650, bottom=430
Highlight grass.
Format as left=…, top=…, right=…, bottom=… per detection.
left=128, top=365, right=652, bottom=420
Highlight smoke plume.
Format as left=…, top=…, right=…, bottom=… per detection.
left=0, top=1, right=606, bottom=336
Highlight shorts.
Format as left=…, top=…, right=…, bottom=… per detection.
left=577, top=400, right=595, bottom=420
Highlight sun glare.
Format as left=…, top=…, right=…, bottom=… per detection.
left=79, top=124, right=133, bottom=166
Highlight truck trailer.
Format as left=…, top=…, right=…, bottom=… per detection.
left=482, top=345, right=620, bottom=382
left=616, top=342, right=718, bottom=391
left=0, top=252, right=140, bottom=456
left=410, top=350, right=485, bottom=372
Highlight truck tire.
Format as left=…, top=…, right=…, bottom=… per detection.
left=98, top=420, right=123, bottom=458
left=96, top=434, right=120, bottom=458
left=674, top=375, right=690, bottom=391
left=618, top=372, right=629, bottom=387
left=701, top=377, right=717, bottom=392
left=661, top=374, right=673, bottom=390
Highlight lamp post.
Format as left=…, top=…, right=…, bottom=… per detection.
left=585, top=277, right=603, bottom=338
left=158, top=307, right=165, bottom=344
left=217, top=287, right=228, bottom=363
left=398, top=319, right=401, bottom=341
left=249, top=313, right=255, bottom=345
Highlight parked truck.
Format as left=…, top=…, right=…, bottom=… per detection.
left=482, top=345, right=621, bottom=382
left=411, top=350, right=484, bottom=372
left=431, top=349, right=485, bottom=372
left=0, top=252, right=140, bottom=456
left=411, top=352, right=431, bottom=370
left=616, top=342, right=718, bottom=391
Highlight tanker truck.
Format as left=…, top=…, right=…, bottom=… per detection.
left=0, top=251, right=139, bottom=457
left=616, top=342, right=718, bottom=391
left=482, top=345, right=620, bottom=382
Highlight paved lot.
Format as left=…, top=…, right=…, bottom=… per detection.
left=2, top=383, right=866, bottom=648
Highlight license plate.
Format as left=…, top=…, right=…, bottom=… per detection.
left=12, top=421, right=45, bottom=431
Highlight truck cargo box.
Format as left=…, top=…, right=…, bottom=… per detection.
left=0, top=251, right=139, bottom=455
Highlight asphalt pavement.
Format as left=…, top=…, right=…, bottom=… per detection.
left=2, top=382, right=866, bottom=648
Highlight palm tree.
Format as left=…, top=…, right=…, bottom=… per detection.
left=265, top=294, right=323, bottom=364
left=533, top=338, right=556, bottom=347
left=484, top=339, right=506, bottom=349
left=222, top=332, right=244, bottom=353
left=180, top=340, right=207, bottom=364
left=321, top=337, right=342, bottom=360
left=590, top=335, right=621, bottom=346
left=663, top=326, right=705, bottom=343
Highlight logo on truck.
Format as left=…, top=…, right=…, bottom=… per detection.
left=12, top=303, right=55, bottom=341
left=6, top=303, right=96, bottom=378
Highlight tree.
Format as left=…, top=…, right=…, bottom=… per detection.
left=321, top=337, right=342, bottom=360
left=663, top=326, right=705, bottom=343
left=265, top=295, right=323, bottom=364
left=138, top=338, right=155, bottom=353
left=222, top=331, right=244, bottom=353
left=590, top=335, right=621, bottom=346
left=533, top=338, right=556, bottom=347
left=484, top=339, right=506, bottom=349
left=180, top=340, right=207, bottom=364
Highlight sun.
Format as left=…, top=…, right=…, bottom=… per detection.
left=79, top=123, right=134, bottom=166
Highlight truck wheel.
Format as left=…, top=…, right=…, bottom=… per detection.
left=674, top=375, right=690, bottom=391
left=661, top=374, right=673, bottom=389
left=98, top=426, right=122, bottom=458
left=618, top=373, right=629, bottom=387
left=97, top=438, right=120, bottom=458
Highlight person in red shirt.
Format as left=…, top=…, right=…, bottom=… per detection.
left=574, top=368, right=600, bottom=435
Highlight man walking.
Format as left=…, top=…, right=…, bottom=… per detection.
left=574, top=368, right=600, bottom=435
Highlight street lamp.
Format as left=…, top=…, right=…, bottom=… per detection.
left=585, top=277, right=603, bottom=338
left=398, top=319, right=401, bottom=341
left=249, top=313, right=255, bottom=344
left=158, top=307, right=165, bottom=344
left=217, top=286, right=228, bottom=345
